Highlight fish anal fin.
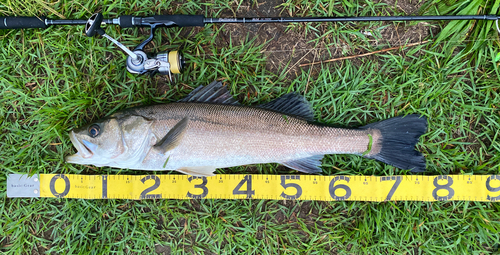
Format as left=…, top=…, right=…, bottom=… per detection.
left=177, top=166, right=216, bottom=176
left=282, top=155, right=324, bottom=173
left=153, top=117, right=189, bottom=154
left=179, top=81, right=240, bottom=105
left=258, top=93, right=314, bottom=121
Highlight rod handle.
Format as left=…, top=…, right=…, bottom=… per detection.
left=0, top=16, right=47, bottom=29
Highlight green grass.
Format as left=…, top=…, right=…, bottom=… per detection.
left=1, top=0, right=500, bottom=253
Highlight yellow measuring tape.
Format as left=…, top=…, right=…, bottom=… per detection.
left=6, top=174, right=500, bottom=201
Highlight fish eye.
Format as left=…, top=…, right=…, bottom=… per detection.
left=88, top=124, right=100, bottom=138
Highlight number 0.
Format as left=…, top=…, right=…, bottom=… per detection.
left=49, top=174, right=70, bottom=198
left=486, top=175, right=500, bottom=201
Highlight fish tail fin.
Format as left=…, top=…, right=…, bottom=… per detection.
left=361, top=114, right=427, bottom=172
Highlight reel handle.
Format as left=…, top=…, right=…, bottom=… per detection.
left=85, top=13, right=139, bottom=61
left=85, top=13, right=104, bottom=37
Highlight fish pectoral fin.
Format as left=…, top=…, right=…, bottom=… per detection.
left=153, top=117, right=189, bottom=154
left=177, top=166, right=216, bottom=177
left=282, top=155, right=324, bottom=173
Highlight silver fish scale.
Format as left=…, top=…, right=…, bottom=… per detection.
left=125, top=103, right=371, bottom=170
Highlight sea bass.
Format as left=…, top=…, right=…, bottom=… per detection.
left=66, top=81, right=427, bottom=176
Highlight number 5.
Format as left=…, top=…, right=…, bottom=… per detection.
left=280, top=176, right=302, bottom=199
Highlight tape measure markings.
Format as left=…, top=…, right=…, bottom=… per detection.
left=6, top=174, right=500, bottom=201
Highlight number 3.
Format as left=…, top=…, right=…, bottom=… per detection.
left=187, top=177, right=208, bottom=199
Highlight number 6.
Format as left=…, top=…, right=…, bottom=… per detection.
left=329, top=176, right=351, bottom=200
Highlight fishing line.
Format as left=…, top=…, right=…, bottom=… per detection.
left=188, top=38, right=495, bottom=58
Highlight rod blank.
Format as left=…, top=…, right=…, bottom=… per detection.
left=2, top=14, right=499, bottom=30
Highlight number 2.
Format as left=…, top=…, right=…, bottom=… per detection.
left=140, top=175, right=162, bottom=199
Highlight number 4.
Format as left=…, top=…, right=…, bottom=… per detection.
left=232, top=175, right=255, bottom=198
left=381, top=176, right=402, bottom=201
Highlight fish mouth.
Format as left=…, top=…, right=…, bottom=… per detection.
left=66, top=131, right=93, bottom=162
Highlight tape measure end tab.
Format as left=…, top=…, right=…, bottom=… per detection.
left=7, top=174, right=41, bottom=198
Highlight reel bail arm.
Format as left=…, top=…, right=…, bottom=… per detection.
left=84, top=13, right=184, bottom=80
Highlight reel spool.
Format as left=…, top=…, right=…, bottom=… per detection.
left=167, top=51, right=183, bottom=74
left=126, top=50, right=184, bottom=79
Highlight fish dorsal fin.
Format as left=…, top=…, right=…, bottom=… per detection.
left=258, top=93, right=315, bottom=121
left=180, top=81, right=240, bottom=105
left=153, top=117, right=189, bottom=154
left=282, top=155, right=324, bottom=173
left=177, top=166, right=216, bottom=176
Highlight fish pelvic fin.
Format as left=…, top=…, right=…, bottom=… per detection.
left=177, top=166, right=216, bottom=176
left=282, top=155, right=324, bottom=173
left=153, top=117, right=189, bottom=154
left=361, top=114, right=427, bottom=172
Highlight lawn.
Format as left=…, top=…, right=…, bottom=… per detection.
left=1, top=0, right=500, bottom=254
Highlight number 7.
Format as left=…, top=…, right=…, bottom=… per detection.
left=381, top=176, right=402, bottom=201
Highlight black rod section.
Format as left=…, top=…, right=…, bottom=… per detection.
left=205, top=15, right=499, bottom=24
left=46, top=19, right=113, bottom=25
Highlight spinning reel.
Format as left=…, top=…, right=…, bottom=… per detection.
left=85, top=13, right=183, bottom=79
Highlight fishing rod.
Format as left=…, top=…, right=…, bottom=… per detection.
left=1, top=13, right=499, bottom=78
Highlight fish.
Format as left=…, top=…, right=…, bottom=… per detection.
left=66, top=81, right=427, bottom=176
